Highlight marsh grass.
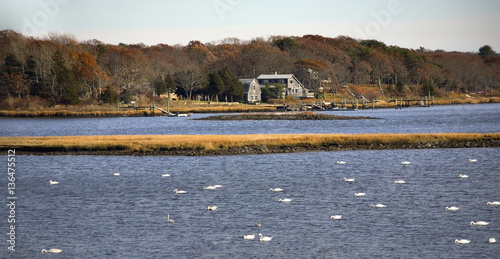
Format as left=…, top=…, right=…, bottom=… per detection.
left=1, top=133, right=498, bottom=153
left=0, top=110, right=151, bottom=117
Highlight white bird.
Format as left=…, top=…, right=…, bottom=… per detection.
left=489, top=238, right=497, bottom=243
left=279, top=198, right=292, bottom=203
left=337, top=161, right=346, bottom=164
left=269, top=188, right=283, bottom=192
left=167, top=214, right=175, bottom=223
left=258, top=233, right=272, bottom=242
left=174, top=189, right=187, bottom=194
left=343, top=177, right=355, bottom=182
left=161, top=174, right=170, bottom=177
left=459, top=174, right=469, bottom=178
left=469, top=159, right=477, bottom=163
left=487, top=201, right=500, bottom=206
left=401, top=161, right=411, bottom=165
left=394, top=180, right=406, bottom=184
left=113, top=171, right=120, bottom=176
left=470, top=221, right=489, bottom=226
left=41, top=248, right=62, bottom=253
left=49, top=180, right=59, bottom=185
left=354, top=192, right=366, bottom=197
left=370, top=203, right=387, bottom=208
left=446, top=206, right=459, bottom=211
left=330, top=215, right=342, bottom=220
left=213, top=185, right=223, bottom=188
left=208, top=205, right=218, bottom=211
left=203, top=186, right=217, bottom=190
left=455, top=239, right=470, bottom=244
left=244, top=234, right=255, bottom=240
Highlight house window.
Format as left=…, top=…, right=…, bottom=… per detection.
left=290, top=80, right=293, bottom=84
left=253, top=85, right=256, bottom=90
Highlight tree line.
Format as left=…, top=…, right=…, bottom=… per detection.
left=1, top=30, right=498, bottom=107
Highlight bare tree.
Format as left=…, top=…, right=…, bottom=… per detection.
left=175, top=65, right=206, bottom=100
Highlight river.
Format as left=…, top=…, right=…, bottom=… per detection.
left=1, top=104, right=500, bottom=258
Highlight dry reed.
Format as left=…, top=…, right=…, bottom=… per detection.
left=1, top=133, right=498, bottom=154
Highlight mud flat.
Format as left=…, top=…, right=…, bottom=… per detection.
left=193, top=112, right=378, bottom=120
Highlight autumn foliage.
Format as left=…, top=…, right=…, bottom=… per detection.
left=1, top=30, right=499, bottom=109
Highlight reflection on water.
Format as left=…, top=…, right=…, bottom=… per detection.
left=14, top=148, right=500, bottom=258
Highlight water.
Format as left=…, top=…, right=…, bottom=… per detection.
left=1, top=103, right=500, bottom=136
left=2, top=103, right=500, bottom=258
left=9, top=148, right=500, bottom=258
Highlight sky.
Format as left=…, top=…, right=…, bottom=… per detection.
left=1, top=0, right=500, bottom=52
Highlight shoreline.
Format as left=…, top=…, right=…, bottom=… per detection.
left=1, top=99, right=499, bottom=118
left=2, top=133, right=499, bottom=156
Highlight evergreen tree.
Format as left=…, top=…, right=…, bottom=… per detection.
left=102, top=85, right=120, bottom=104
left=165, top=73, right=176, bottom=95
left=53, top=50, right=80, bottom=104
left=208, top=71, right=224, bottom=101
left=154, top=75, right=167, bottom=95
left=478, top=45, right=496, bottom=57
left=219, top=67, right=243, bottom=102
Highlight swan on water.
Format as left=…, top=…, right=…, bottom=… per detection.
left=370, top=203, right=387, bottom=208
left=161, top=174, right=170, bottom=177
left=487, top=201, right=500, bottom=206
left=256, top=222, right=261, bottom=227
left=269, top=188, right=283, bottom=192
left=469, top=159, right=477, bottom=163
left=401, top=161, right=411, bottom=165
left=244, top=234, right=255, bottom=240
left=354, top=192, right=366, bottom=197
left=258, top=233, right=272, bottom=242
left=213, top=185, right=223, bottom=188
left=330, top=215, right=342, bottom=220
left=343, top=177, right=355, bottom=182
left=41, top=248, right=62, bottom=253
left=113, top=170, right=120, bottom=176
left=394, top=180, right=406, bottom=184
left=49, top=180, right=59, bottom=185
left=337, top=161, right=346, bottom=164
left=208, top=205, right=218, bottom=211
left=489, top=238, right=497, bottom=243
left=174, top=189, right=187, bottom=194
left=446, top=206, right=459, bottom=211
left=458, top=174, right=469, bottom=178
left=203, top=186, right=217, bottom=190
left=455, top=239, right=470, bottom=244
left=167, top=214, right=175, bottom=223
left=470, top=221, right=489, bottom=226
left=279, top=198, right=292, bottom=203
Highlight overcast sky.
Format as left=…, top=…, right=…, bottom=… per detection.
left=1, top=0, right=499, bottom=52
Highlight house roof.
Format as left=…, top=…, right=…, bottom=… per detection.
left=239, top=79, right=256, bottom=85
left=257, top=74, right=294, bottom=80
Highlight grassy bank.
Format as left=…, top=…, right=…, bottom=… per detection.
left=1, top=96, right=499, bottom=117
left=0, top=109, right=152, bottom=117
left=2, top=133, right=499, bottom=156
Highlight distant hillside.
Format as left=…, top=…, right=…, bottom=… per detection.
left=1, top=30, right=499, bottom=109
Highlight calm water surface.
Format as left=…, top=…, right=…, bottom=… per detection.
left=1, top=103, right=499, bottom=136
left=2, top=103, right=500, bottom=258
left=10, top=148, right=500, bottom=258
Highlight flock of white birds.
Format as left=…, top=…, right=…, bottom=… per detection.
left=45, top=157, right=498, bottom=253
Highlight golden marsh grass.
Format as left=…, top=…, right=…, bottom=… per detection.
left=1, top=133, right=498, bottom=154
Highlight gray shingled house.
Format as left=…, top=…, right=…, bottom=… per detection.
left=239, top=78, right=261, bottom=103
left=257, top=74, right=314, bottom=99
